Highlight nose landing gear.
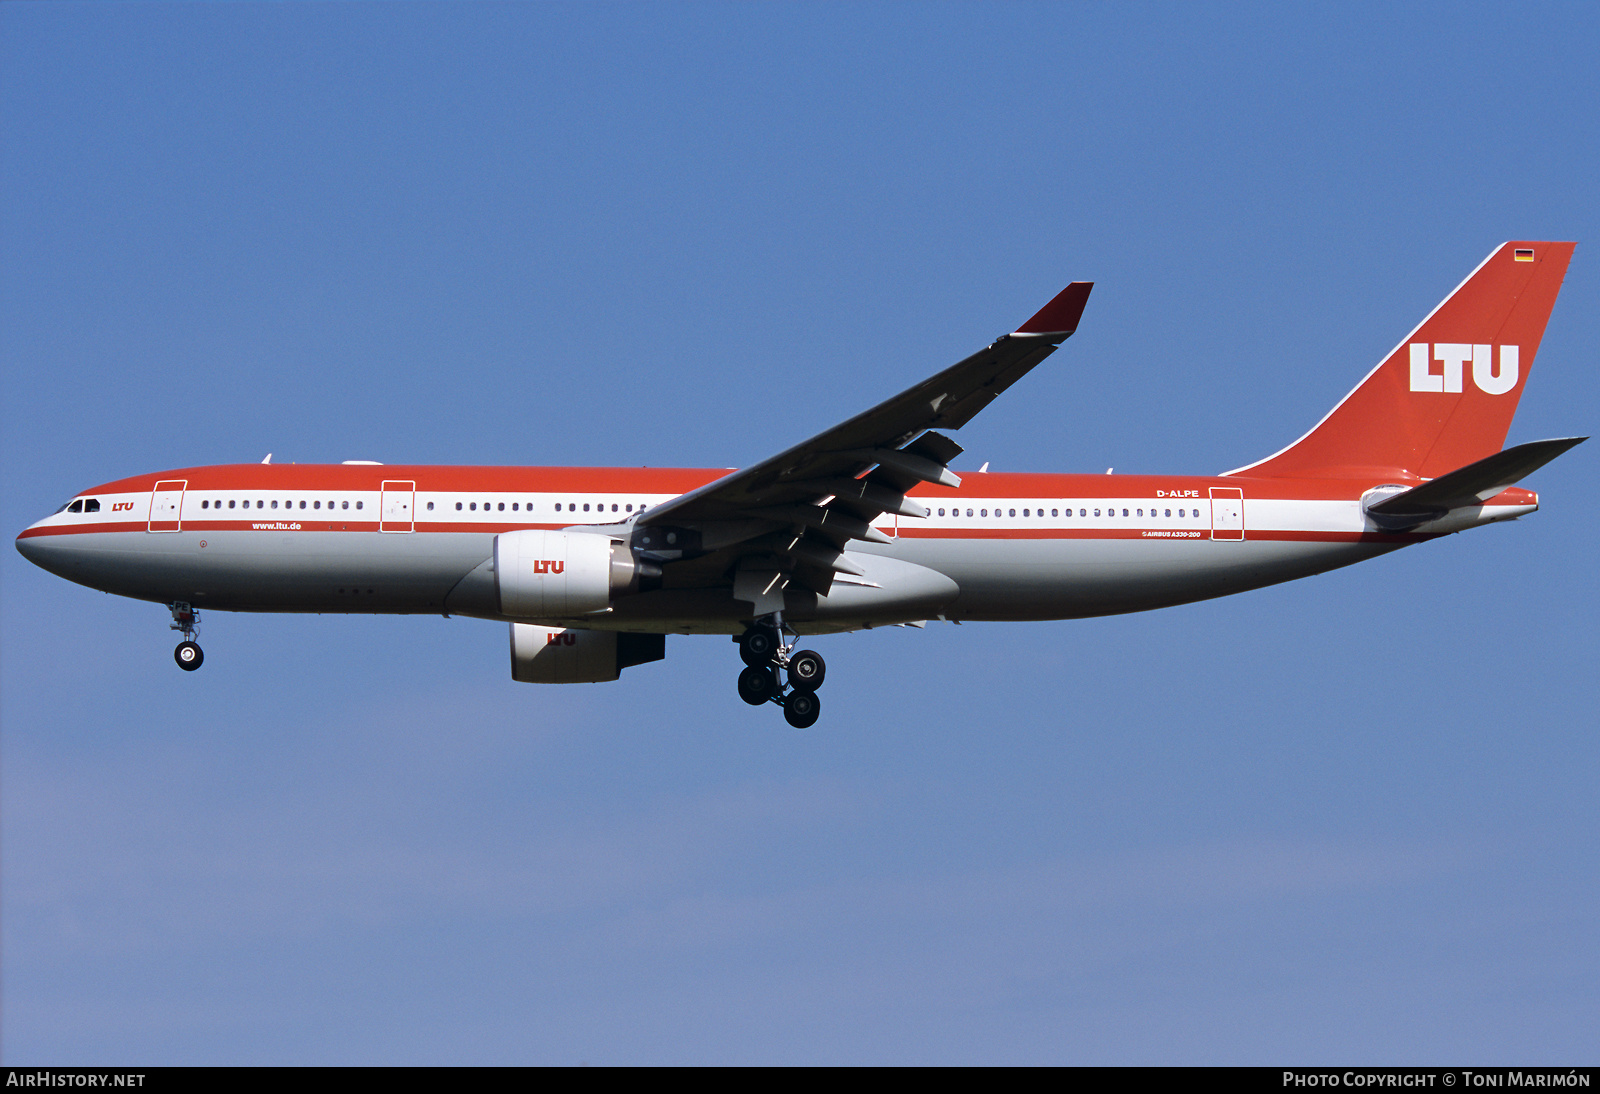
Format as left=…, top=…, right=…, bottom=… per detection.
left=169, top=602, right=204, bottom=671
left=734, top=615, right=825, bottom=728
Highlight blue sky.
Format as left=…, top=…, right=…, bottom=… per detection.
left=3, top=2, right=1596, bottom=1064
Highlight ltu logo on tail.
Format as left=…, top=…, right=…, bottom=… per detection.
left=1409, top=343, right=1519, bottom=395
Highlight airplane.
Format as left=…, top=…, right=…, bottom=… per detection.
left=15, top=241, right=1583, bottom=728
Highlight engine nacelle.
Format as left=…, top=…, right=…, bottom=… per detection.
left=509, top=624, right=666, bottom=684
left=493, top=529, right=657, bottom=619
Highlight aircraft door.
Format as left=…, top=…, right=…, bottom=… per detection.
left=148, top=480, right=187, bottom=532
left=381, top=480, right=416, bottom=532
left=1209, top=487, right=1244, bottom=541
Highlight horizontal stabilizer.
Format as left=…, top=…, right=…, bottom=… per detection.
left=1365, top=436, right=1586, bottom=527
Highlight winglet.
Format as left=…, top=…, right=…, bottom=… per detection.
left=1015, top=282, right=1093, bottom=337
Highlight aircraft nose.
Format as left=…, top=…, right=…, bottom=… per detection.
left=16, top=527, right=66, bottom=572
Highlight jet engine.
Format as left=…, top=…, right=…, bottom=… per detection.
left=510, top=624, right=666, bottom=684
left=493, top=528, right=658, bottom=619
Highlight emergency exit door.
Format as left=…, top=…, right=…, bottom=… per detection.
left=148, top=480, right=186, bottom=532
left=1209, top=486, right=1244, bottom=541
left=380, top=481, right=416, bottom=532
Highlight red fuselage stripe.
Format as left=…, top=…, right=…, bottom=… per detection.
left=17, top=521, right=1431, bottom=544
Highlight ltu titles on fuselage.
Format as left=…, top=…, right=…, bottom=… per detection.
left=16, top=243, right=1583, bottom=729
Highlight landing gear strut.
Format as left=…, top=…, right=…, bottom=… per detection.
left=733, top=614, right=825, bottom=728
left=169, top=602, right=204, bottom=671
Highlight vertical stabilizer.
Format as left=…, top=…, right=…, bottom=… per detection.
left=1229, top=242, right=1574, bottom=480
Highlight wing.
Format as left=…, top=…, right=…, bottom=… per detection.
left=627, top=282, right=1093, bottom=607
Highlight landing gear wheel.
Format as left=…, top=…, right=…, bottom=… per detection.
left=174, top=640, right=204, bottom=671
left=786, top=649, right=825, bottom=692
left=737, top=665, right=778, bottom=706
left=739, top=626, right=780, bottom=667
left=783, top=689, right=820, bottom=729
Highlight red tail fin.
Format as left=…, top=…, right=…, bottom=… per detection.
left=1229, top=242, right=1575, bottom=480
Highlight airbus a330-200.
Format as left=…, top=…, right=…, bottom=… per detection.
left=16, top=242, right=1582, bottom=728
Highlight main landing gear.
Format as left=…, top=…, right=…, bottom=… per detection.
left=735, top=615, right=826, bottom=729
left=169, top=602, right=204, bottom=671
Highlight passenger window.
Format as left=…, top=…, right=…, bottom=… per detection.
left=470, top=503, right=477, bottom=511
left=1179, top=509, right=1185, bottom=518
left=229, top=500, right=236, bottom=509
left=300, top=500, right=306, bottom=509
left=1122, top=509, right=1129, bottom=517
left=1052, top=509, right=1058, bottom=517
left=1094, top=509, right=1101, bottom=517
left=201, top=500, right=209, bottom=509
left=1165, top=509, right=1171, bottom=517
left=271, top=501, right=278, bottom=509
left=341, top=501, right=348, bottom=510
left=583, top=503, right=591, bottom=512
left=980, top=509, right=988, bottom=517
left=456, top=502, right=463, bottom=511
left=554, top=503, right=561, bottom=511
left=498, top=502, right=505, bottom=511
left=625, top=504, right=633, bottom=512
left=355, top=501, right=362, bottom=510
left=1079, top=508, right=1086, bottom=517
left=1009, top=509, right=1016, bottom=517
left=426, top=502, right=434, bottom=511
left=511, top=503, right=518, bottom=511
left=937, top=508, right=945, bottom=517
left=313, top=501, right=320, bottom=509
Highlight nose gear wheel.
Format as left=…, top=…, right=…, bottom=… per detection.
left=174, top=640, right=204, bottom=670
left=168, top=601, right=205, bottom=671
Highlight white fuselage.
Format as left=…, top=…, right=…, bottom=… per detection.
left=15, top=464, right=1536, bottom=635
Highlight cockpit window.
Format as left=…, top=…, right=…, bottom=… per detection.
left=84, top=499, right=100, bottom=513
left=68, top=500, right=84, bottom=513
